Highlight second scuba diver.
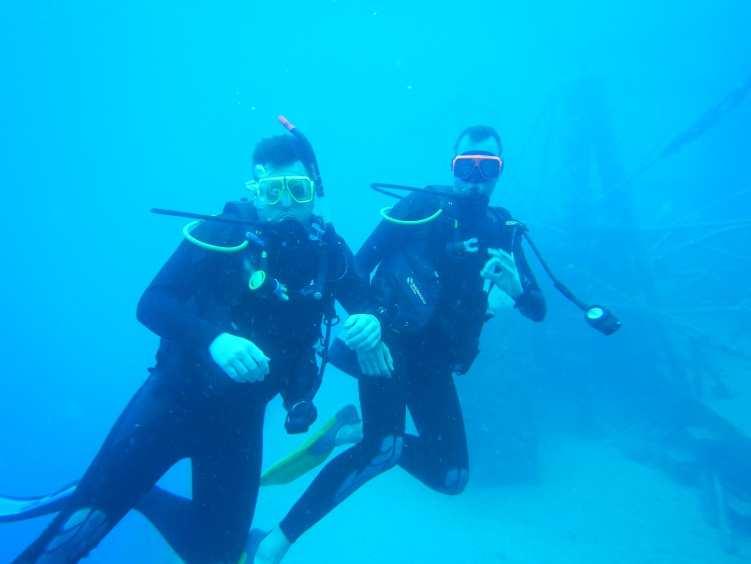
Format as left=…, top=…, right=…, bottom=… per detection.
left=9, top=120, right=389, bottom=563
left=253, top=125, right=547, bottom=562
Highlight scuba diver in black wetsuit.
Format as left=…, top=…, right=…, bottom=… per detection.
left=253, top=125, right=547, bottom=562
left=10, top=121, right=388, bottom=564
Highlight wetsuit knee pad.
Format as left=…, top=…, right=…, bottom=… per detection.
left=378, top=434, right=404, bottom=467
left=19, top=507, right=110, bottom=563
left=441, top=467, right=469, bottom=495
left=360, top=434, right=404, bottom=468
left=333, top=435, right=404, bottom=504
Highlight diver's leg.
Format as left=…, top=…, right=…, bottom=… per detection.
left=275, top=374, right=406, bottom=546
left=13, top=374, right=187, bottom=563
left=401, top=359, right=470, bottom=495
left=137, top=398, right=266, bottom=563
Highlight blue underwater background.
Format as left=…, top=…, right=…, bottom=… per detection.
left=1, top=1, right=750, bottom=562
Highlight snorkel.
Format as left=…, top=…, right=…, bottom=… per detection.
left=277, top=115, right=325, bottom=198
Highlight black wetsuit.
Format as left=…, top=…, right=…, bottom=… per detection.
left=279, top=192, right=546, bottom=543
left=15, top=202, right=372, bottom=564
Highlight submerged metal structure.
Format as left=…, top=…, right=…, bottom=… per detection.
left=463, top=71, right=751, bottom=550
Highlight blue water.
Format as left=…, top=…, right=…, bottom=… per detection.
left=1, top=1, right=749, bottom=562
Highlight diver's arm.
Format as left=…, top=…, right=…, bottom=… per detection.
left=334, top=237, right=385, bottom=349
left=332, top=236, right=378, bottom=316
left=137, top=203, right=254, bottom=348
left=512, top=242, right=546, bottom=322
left=333, top=236, right=394, bottom=376
left=136, top=237, right=228, bottom=349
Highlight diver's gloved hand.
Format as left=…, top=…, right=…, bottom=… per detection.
left=356, top=341, right=394, bottom=378
left=481, top=248, right=523, bottom=300
left=486, top=285, right=515, bottom=314
left=340, top=314, right=382, bottom=352
left=209, top=333, right=270, bottom=383
left=285, top=400, right=318, bottom=434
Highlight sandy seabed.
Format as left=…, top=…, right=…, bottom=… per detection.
left=271, top=438, right=746, bottom=564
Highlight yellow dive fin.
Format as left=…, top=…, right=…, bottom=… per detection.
left=260, top=405, right=360, bottom=486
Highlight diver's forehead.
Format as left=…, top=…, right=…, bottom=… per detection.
left=455, top=136, right=500, bottom=156
left=260, top=161, right=308, bottom=177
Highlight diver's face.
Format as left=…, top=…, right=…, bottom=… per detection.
left=250, top=161, right=316, bottom=225
left=451, top=137, right=502, bottom=198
